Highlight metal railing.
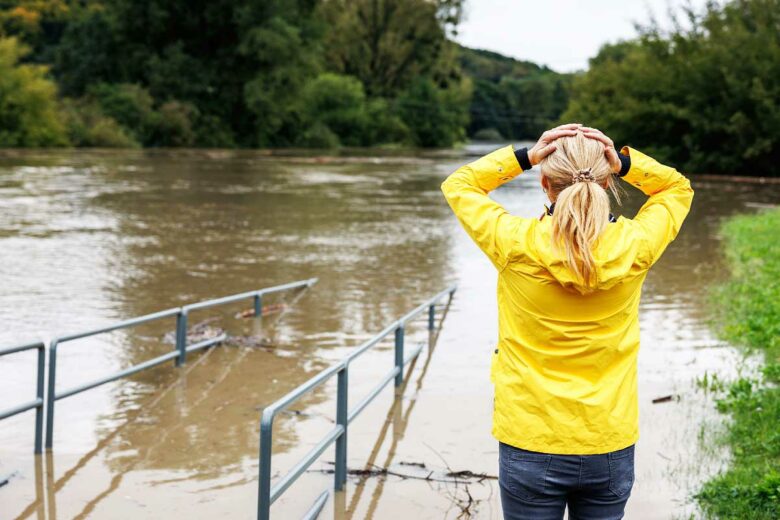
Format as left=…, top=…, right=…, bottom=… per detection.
left=0, top=341, right=46, bottom=453
left=42, top=278, right=318, bottom=450
left=257, top=285, right=457, bottom=520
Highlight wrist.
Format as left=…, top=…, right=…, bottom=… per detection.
left=514, top=147, right=533, bottom=171
left=615, top=150, right=631, bottom=177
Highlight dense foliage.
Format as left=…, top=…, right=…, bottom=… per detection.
left=564, top=0, right=780, bottom=176
left=697, top=209, right=780, bottom=517
left=1, top=0, right=778, bottom=167
left=0, top=0, right=481, bottom=148
left=0, top=37, right=67, bottom=146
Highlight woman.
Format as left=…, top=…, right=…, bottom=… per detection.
left=441, top=123, right=694, bottom=519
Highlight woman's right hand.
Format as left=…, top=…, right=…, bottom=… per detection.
left=528, top=123, right=582, bottom=166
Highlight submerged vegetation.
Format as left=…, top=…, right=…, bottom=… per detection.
left=696, top=209, right=780, bottom=518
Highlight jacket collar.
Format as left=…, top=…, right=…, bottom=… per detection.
left=543, top=202, right=617, bottom=223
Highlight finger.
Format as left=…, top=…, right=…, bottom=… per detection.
left=581, top=131, right=612, bottom=147
left=552, top=123, right=582, bottom=131
left=543, top=129, right=578, bottom=142
left=541, top=123, right=581, bottom=140
left=537, top=143, right=557, bottom=161
left=580, top=127, right=613, bottom=143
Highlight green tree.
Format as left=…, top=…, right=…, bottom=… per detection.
left=563, top=0, right=780, bottom=176
left=397, top=75, right=471, bottom=147
left=0, top=37, right=67, bottom=146
left=300, top=73, right=368, bottom=147
left=320, top=0, right=464, bottom=97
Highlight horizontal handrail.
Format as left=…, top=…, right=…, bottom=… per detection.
left=257, top=284, right=456, bottom=520
left=43, top=278, right=317, bottom=450
left=0, top=340, right=44, bottom=357
left=262, top=362, right=344, bottom=420
left=185, top=278, right=318, bottom=312
left=0, top=341, right=46, bottom=452
left=302, top=490, right=329, bottom=520
left=53, top=333, right=226, bottom=401
left=58, top=307, right=181, bottom=343
left=0, top=398, right=43, bottom=421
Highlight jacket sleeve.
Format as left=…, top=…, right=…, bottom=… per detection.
left=441, top=145, right=530, bottom=270
left=619, top=146, right=694, bottom=266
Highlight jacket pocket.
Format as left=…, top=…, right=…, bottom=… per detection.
left=608, top=445, right=635, bottom=497
left=499, top=442, right=551, bottom=502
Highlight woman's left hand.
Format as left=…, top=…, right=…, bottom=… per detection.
left=528, top=123, right=582, bottom=165
left=580, top=127, right=621, bottom=174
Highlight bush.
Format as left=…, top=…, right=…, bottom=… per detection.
left=397, top=76, right=471, bottom=147
left=0, top=37, right=68, bottom=146
left=297, top=121, right=340, bottom=148
left=154, top=101, right=197, bottom=147
left=363, top=97, right=410, bottom=145
left=301, top=73, right=368, bottom=146
left=88, top=82, right=158, bottom=145
left=60, top=97, right=138, bottom=147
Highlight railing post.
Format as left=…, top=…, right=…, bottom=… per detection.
left=175, top=309, right=188, bottom=367
left=258, top=412, right=273, bottom=520
left=34, top=344, right=45, bottom=454
left=428, top=304, right=435, bottom=331
left=254, top=293, right=263, bottom=317
left=45, top=340, right=58, bottom=450
left=335, top=366, right=348, bottom=491
left=394, top=325, right=405, bottom=387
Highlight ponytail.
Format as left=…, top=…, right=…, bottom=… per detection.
left=551, top=181, right=611, bottom=288
left=539, top=132, right=622, bottom=289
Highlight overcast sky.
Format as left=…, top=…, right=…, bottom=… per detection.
left=455, top=0, right=713, bottom=72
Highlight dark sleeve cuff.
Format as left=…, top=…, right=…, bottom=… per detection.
left=514, top=147, right=532, bottom=171
left=616, top=150, right=631, bottom=177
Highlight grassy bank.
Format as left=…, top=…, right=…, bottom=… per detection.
left=696, top=208, right=780, bottom=518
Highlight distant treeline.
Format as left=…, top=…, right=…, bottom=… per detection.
left=1, top=0, right=778, bottom=176
left=0, top=0, right=572, bottom=149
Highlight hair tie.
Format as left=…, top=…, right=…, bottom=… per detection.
left=573, top=167, right=594, bottom=183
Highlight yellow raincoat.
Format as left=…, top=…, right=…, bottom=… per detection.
left=441, top=144, right=694, bottom=454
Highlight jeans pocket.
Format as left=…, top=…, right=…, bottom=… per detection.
left=608, top=446, right=635, bottom=498
left=499, top=443, right=551, bottom=502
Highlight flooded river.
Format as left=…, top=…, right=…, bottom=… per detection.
left=1, top=144, right=778, bottom=519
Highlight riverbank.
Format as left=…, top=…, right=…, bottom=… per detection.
left=696, top=208, right=780, bottom=518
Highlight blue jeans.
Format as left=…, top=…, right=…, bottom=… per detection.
left=498, top=441, right=635, bottom=520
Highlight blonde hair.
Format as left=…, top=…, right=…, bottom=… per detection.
left=540, top=132, right=622, bottom=289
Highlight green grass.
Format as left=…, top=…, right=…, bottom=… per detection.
left=696, top=208, right=780, bottom=519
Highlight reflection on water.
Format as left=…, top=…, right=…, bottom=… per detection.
left=1, top=145, right=778, bottom=519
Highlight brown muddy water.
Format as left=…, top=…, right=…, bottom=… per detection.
left=1, top=144, right=778, bottom=520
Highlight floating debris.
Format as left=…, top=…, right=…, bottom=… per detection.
left=234, top=303, right=288, bottom=319
left=162, top=318, right=225, bottom=344
left=652, top=394, right=679, bottom=404
left=225, top=335, right=276, bottom=349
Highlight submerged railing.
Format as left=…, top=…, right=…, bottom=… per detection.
left=0, top=278, right=317, bottom=453
left=43, top=278, right=317, bottom=450
left=257, top=285, right=457, bottom=520
left=0, top=341, right=46, bottom=453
